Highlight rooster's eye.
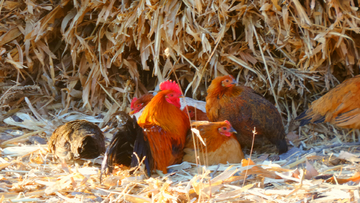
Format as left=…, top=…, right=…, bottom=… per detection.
left=169, top=94, right=174, bottom=97
left=137, top=104, right=141, bottom=107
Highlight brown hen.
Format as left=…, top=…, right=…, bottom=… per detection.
left=206, top=75, right=288, bottom=154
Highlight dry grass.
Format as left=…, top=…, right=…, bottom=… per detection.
left=1, top=0, right=360, bottom=202
left=1, top=0, right=359, bottom=114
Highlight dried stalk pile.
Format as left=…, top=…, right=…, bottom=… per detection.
left=1, top=0, right=360, bottom=202
left=1, top=0, right=359, bottom=115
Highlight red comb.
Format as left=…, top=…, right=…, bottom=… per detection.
left=159, top=80, right=182, bottom=94
left=226, top=75, right=235, bottom=80
left=130, top=97, right=138, bottom=109
left=224, top=120, right=231, bottom=126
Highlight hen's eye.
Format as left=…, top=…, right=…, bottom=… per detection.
left=225, top=79, right=229, bottom=83
left=222, top=127, right=227, bottom=130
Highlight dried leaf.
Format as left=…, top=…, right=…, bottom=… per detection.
left=305, top=160, right=319, bottom=180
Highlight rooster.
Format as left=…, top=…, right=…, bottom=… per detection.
left=296, top=75, right=360, bottom=129
left=206, top=75, right=288, bottom=154
left=130, top=93, right=154, bottom=115
left=183, top=120, right=244, bottom=165
left=48, top=120, right=105, bottom=162
left=138, top=80, right=190, bottom=173
left=103, top=80, right=190, bottom=175
left=183, top=105, right=209, bottom=121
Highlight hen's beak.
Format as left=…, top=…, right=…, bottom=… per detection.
left=129, top=110, right=136, bottom=115
left=231, top=79, right=238, bottom=86
left=229, top=126, right=237, bottom=134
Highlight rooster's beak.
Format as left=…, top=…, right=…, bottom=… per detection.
left=129, top=110, right=136, bottom=115
left=229, top=126, right=237, bottom=134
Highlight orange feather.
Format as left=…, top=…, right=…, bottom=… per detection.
left=183, top=120, right=244, bottom=165
left=297, top=75, right=360, bottom=129
left=138, top=89, right=190, bottom=173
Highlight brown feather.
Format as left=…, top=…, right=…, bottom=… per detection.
left=183, top=105, right=209, bottom=121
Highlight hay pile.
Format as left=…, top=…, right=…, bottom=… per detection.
left=1, top=0, right=360, bottom=202
left=1, top=0, right=359, bottom=113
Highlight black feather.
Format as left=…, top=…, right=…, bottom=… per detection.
left=296, top=110, right=325, bottom=126
left=299, top=118, right=312, bottom=126
left=296, top=110, right=313, bottom=126
left=313, top=116, right=325, bottom=124
left=100, top=112, right=153, bottom=183
left=275, top=139, right=288, bottom=154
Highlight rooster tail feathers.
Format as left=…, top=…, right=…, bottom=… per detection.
left=101, top=112, right=139, bottom=182
left=131, top=132, right=152, bottom=177
left=100, top=134, right=120, bottom=183
left=101, top=113, right=153, bottom=179
left=131, top=116, right=153, bottom=177
left=100, top=132, right=121, bottom=178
